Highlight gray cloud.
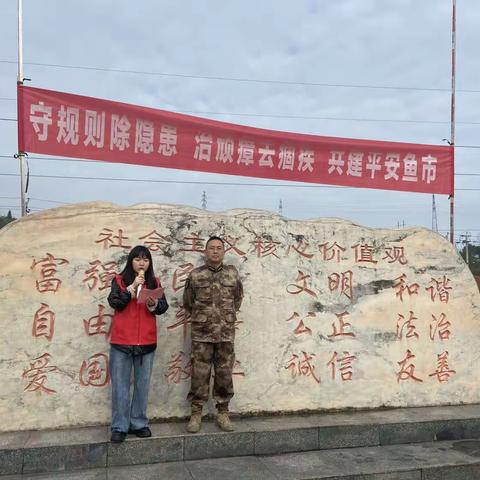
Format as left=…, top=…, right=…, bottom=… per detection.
left=0, top=0, right=478, bottom=242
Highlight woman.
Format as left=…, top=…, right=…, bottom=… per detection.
left=107, top=245, right=168, bottom=443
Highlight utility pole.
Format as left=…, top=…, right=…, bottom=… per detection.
left=431, top=195, right=439, bottom=232
left=448, top=0, right=456, bottom=244
left=201, top=191, right=207, bottom=210
left=17, top=0, right=28, bottom=216
left=460, top=232, right=471, bottom=265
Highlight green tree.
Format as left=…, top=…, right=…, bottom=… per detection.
left=0, top=211, right=16, bottom=229
left=459, top=244, right=480, bottom=276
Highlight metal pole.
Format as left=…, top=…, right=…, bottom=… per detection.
left=17, top=0, right=27, bottom=217
left=449, top=0, right=456, bottom=244
left=465, top=237, right=469, bottom=266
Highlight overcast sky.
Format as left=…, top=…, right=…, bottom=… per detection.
left=0, top=0, right=478, bottom=243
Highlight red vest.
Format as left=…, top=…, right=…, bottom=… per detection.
left=110, top=275, right=160, bottom=345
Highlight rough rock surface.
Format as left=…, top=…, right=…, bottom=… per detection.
left=0, top=202, right=478, bottom=432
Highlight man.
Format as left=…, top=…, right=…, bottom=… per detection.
left=183, top=236, right=243, bottom=433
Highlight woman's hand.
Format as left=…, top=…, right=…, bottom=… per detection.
left=132, top=275, right=146, bottom=289
left=146, top=297, right=157, bottom=308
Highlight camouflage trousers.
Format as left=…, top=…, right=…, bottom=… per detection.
left=187, top=341, right=235, bottom=413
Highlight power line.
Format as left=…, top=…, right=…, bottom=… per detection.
left=0, top=155, right=102, bottom=164
left=1, top=59, right=480, bottom=94
left=2, top=112, right=480, bottom=126
left=0, top=196, right=69, bottom=205
left=3, top=93, right=480, bottom=127
left=439, top=229, right=480, bottom=232
left=29, top=197, right=69, bottom=204
left=1, top=155, right=480, bottom=177
left=0, top=172, right=479, bottom=190
left=160, top=111, right=480, bottom=125
left=0, top=202, right=477, bottom=235
left=0, top=205, right=41, bottom=211
left=0, top=197, right=478, bottom=232
left=0, top=172, right=345, bottom=188
left=0, top=60, right=480, bottom=93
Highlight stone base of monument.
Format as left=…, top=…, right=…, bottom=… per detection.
left=1, top=405, right=480, bottom=478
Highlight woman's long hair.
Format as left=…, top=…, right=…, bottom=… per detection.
left=120, top=245, right=156, bottom=289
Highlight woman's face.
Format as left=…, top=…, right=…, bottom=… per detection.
left=132, top=255, right=150, bottom=274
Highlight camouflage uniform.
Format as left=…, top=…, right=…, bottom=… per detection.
left=183, top=263, right=243, bottom=412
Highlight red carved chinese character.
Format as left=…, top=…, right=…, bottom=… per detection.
left=328, top=311, right=355, bottom=338
left=328, top=270, right=353, bottom=300
left=396, top=311, right=419, bottom=340
left=165, top=351, right=192, bottom=384
left=83, top=260, right=118, bottom=291
left=224, top=236, right=247, bottom=256
left=286, top=270, right=317, bottom=298
left=95, top=228, right=131, bottom=249
left=352, top=243, right=378, bottom=264
left=285, top=352, right=320, bottom=384
left=234, top=317, right=244, bottom=331
left=429, top=313, right=451, bottom=341
left=232, top=359, right=246, bottom=377
left=138, top=230, right=172, bottom=251
left=383, top=246, right=408, bottom=265
left=318, top=242, right=346, bottom=263
left=327, top=351, right=357, bottom=381
left=286, top=239, right=314, bottom=259
left=178, top=233, right=205, bottom=253
left=80, top=353, right=110, bottom=387
left=172, top=263, right=194, bottom=292
left=396, top=349, right=423, bottom=383
left=22, top=353, right=59, bottom=394
left=286, top=312, right=315, bottom=336
left=392, top=274, right=419, bottom=302
left=167, top=307, right=192, bottom=340
left=251, top=237, right=281, bottom=258
left=32, top=303, right=55, bottom=341
left=83, top=305, right=112, bottom=337
left=31, top=253, right=69, bottom=293
left=426, top=276, right=452, bottom=303
left=428, top=351, right=456, bottom=383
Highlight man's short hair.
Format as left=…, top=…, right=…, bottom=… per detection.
left=206, top=236, right=225, bottom=248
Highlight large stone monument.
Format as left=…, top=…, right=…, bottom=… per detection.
left=0, top=202, right=478, bottom=432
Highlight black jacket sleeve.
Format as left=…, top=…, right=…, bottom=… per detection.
left=107, top=277, right=131, bottom=311
left=154, top=295, right=169, bottom=315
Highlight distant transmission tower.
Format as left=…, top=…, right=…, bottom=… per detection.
left=431, top=195, right=439, bottom=232
left=201, top=191, right=207, bottom=210
left=278, top=199, right=283, bottom=215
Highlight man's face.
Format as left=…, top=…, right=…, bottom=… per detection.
left=205, top=239, right=225, bottom=265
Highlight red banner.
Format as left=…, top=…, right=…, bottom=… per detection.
left=18, top=85, right=454, bottom=195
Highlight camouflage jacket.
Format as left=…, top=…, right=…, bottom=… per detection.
left=183, top=263, right=243, bottom=343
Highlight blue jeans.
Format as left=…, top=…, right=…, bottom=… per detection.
left=109, top=347, right=155, bottom=433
